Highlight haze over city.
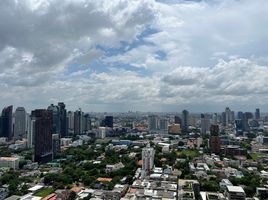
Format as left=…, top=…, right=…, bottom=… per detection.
left=0, top=0, right=268, bottom=112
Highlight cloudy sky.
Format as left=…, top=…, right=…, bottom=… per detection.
left=0, top=0, right=268, bottom=112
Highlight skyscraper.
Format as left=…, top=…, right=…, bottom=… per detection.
left=27, top=113, right=35, bottom=148
left=209, top=124, right=220, bottom=154
left=174, top=116, right=181, bottom=124
left=181, top=110, right=189, bottom=133
left=47, top=104, right=60, bottom=135
left=58, top=102, right=67, bottom=137
left=159, top=118, right=168, bottom=134
left=67, top=111, right=74, bottom=136
left=148, top=115, right=158, bottom=131
left=104, top=116, right=113, bottom=128
left=14, top=107, right=26, bottom=140
left=74, top=108, right=83, bottom=135
left=201, top=113, right=210, bottom=135
left=33, top=109, right=53, bottom=163
left=83, top=114, right=91, bottom=133
left=141, top=144, right=155, bottom=178
left=52, top=134, right=60, bottom=159
left=0, top=106, right=13, bottom=140
left=255, top=108, right=260, bottom=120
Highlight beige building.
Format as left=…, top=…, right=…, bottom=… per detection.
left=0, top=157, right=19, bottom=170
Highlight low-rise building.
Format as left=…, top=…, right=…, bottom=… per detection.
left=226, top=186, right=246, bottom=200
left=0, top=157, right=19, bottom=170
left=105, top=162, right=124, bottom=173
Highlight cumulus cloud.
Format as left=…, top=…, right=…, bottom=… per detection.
left=0, top=0, right=268, bottom=112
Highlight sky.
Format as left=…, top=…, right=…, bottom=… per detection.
left=0, top=0, right=268, bottom=112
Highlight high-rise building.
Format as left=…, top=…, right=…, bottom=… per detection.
left=141, top=144, right=155, bottom=178
left=209, top=124, right=220, bottom=154
left=148, top=115, right=158, bottom=131
left=33, top=109, right=53, bottom=163
left=74, top=108, right=83, bottom=135
left=47, top=104, right=60, bottom=135
left=159, top=118, right=168, bottom=134
left=174, top=116, right=181, bottom=124
left=181, top=110, right=189, bottom=133
left=201, top=113, right=210, bottom=135
left=58, top=102, right=67, bottom=137
left=52, top=134, right=60, bottom=159
left=212, top=113, right=218, bottom=124
left=67, top=111, right=74, bottom=136
left=237, top=111, right=243, bottom=120
left=0, top=106, right=13, bottom=140
left=104, top=116, right=113, bottom=128
left=27, top=113, right=35, bottom=149
left=83, top=114, right=91, bottom=133
left=255, top=108, right=260, bottom=120
left=14, top=107, right=26, bottom=140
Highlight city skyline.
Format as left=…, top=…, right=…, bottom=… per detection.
left=1, top=0, right=268, bottom=111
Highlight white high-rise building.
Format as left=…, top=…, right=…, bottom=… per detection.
left=141, top=144, right=155, bottom=178
left=14, top=107, right=26, bottom=140
left=27, top=117, right=35, bottom=148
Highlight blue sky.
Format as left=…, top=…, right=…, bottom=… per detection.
left=0, top=0, right=268, bottom=112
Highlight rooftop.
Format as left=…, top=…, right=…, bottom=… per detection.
left=226, top=186, right=245, bottom=193
left=0, top=157, right=19, bottom=161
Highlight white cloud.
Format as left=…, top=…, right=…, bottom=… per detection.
left=0, top=0, right=268, bottom=112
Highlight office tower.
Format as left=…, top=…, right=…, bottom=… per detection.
left=74, top=108, right=83, bottom=135
left=67, top=111, right=74, bottom=136
left=47, top=104, right=60, bottom=135
left=14, top=107, right=26, bottom=140
left=58, top=102, right=67, bottom=137
left=33, top=109, right=53, bottom=163
left=27, top=113, right=35, bottom=148
left=148, top=115, right=158, bottom=131
left=174, top=116, right=181, bottom=124
left=0, top=106, right=13, bottom=140
left=201, top=113, right=210, bottom=135
left=141, top=144, right=155, bottom=178
left=237, top=111, right=243, bottom=120
left=212, top=113, right=218, bottom=124
left=209, top=124, right=220, bottom=154
left=221, top=112, right=226, bottom=126
left=159, top=118, right=168, bottom=134
left=83, top=114, right=91, bottom=133
left=225, top=107, right=234, bottom=125
left=242, top=113, right=250, bottom=132
left=181, top=110, right=189, bottom=133
left=255, top=108, right=260, bottom=120
left=104, top=116, right=113, bottom=128
left=244, top=112, right=253, bottom=119
left=52, top=134, right=60, bottom=159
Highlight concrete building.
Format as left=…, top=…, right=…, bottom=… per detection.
left=106, top=162, right=125, bottom=172
left=0, top=157, right=19, bottom=170
left=141, top=144, right=155, bottom=178
left=148, top=115, right=158, bottom=131
left=33, top=109, right=53, bottom=163
left=182, top=110, right=189, bottom=133
left=226, top=186, right=245, bottom=200
left=14, top=107, right=26, bottom=140
left=168, top=124, right=181, bottom=134
left=52, top=134, right=60, bottom=158
left=159, top=118, right=168, bottom=134
left=0, top=105, right=13, bottom=140
left=96, top=127, right=108, bottom=139
left=201, top=113, right=210, bottom=135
